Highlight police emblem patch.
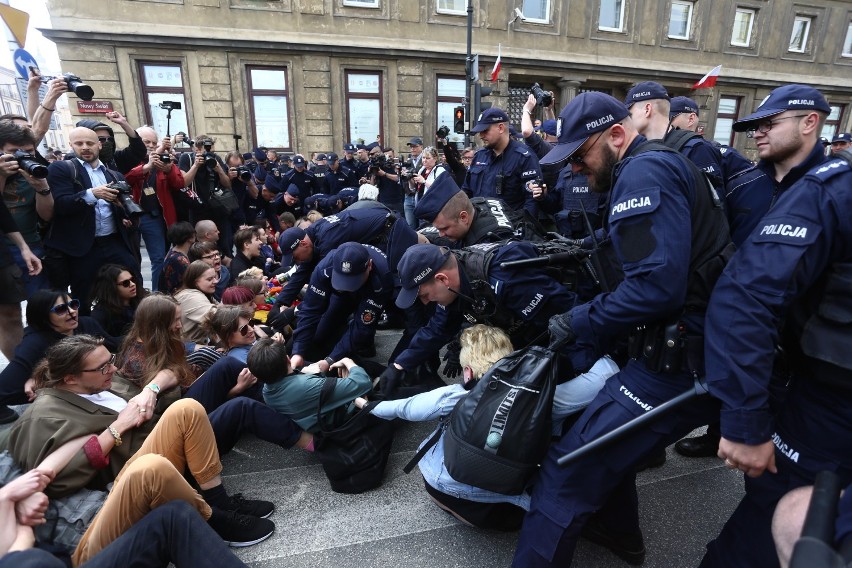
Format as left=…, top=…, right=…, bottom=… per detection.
left=556, top=117, right=562, bottom=138
left=361, top=310, right=376, bottom=324
left=342, top=261, right=351, bottom=273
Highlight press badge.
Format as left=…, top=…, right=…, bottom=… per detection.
left=143, top=186, right=156, bottom=196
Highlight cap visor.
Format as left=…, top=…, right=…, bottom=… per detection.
left=470, top=122, right=492, bottom=133
left=539, top=138, right=586, bottom=166
left=331, top=272, right=365, bottom=292
left=732, top=109, right=784, bottom=132
left=395, top=286, right=419, bottom=309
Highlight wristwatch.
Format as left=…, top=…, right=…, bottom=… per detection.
left=145, top=383, right=161, bottom=396
left=35, top=187, right=51, bottom=195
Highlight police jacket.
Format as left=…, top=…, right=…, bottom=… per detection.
left=394, top=241, right=577, bottom=369
left=324, top=165, right=357, bottom=195
left=706, top=154, right=852, bottom=447
left=463, top=139, right=541, bottom=216
left=538, top=169, right=606, bottom=239
left=662, top=129, right=724, bottom=188
left=280, top=168, right=318, bottom=202
left=566, top=136, right=732, bottom=368
left=722, top=141, right=828, bottom=247
left=291, top=245, right=393, bottom=361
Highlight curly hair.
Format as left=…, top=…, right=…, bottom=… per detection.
left=458, top=324, right=513, bottom=380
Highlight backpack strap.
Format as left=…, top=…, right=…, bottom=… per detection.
left=402, top=420, right=447, bottom=474
left=316, top=375, right=337, bottom=429
left=663, top=129, right=700, bottom=153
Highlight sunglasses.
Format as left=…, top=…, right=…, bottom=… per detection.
left=50, top=299, right=81, bottom=315
left=238, top=323, right=251, bottom=337
left=568, top=131, right=605, bottom=166
left=97, top=136, right=114, bottom=143
left=118, top=278, right=134, bottom=288
left=81, top=353, right=117, bottom=375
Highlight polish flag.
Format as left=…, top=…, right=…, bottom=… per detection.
left=692, top=65, right=722, bottom=89
left=490, top=44, right=502, bottom=83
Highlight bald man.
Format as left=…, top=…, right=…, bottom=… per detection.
left=42, top=127, right=141, bottom=314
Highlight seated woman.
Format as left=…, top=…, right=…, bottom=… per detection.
left=189, top=241, right=230, bottom=301
left=89, top=264, right=146, bottom=338
left=247, top=338, right=372, bottom=433
left=355, top=325, right=619, bottom=531
left=159, top=221, right=196, bottom=295
left=6, top=335, right=279, bottom=559
left=174, top=260, right=219, bottom=344
left=205, top=304, right=285, bottom=365
left=0, top=290, right=120, bottom=409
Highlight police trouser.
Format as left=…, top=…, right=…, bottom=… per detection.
left=512, top=359, right=719, bottom=567
left=699, top=378, right=852, bottom=568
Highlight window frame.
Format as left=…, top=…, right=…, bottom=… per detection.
left=137, top=61, right=189, bottom=138
left=599, top=0, right=625, bottom=32
left=713, top=95, right=742, bottom=147
left=436, top=0, right=466, bottom=16
left=730, top=7, right=756, bottom=47
left=842, top=22, right=852, bottom=58
left=342, top=0, right=379, bottom=7
left=246, top=65, right=293, bottom=152
left=821, top=104, right=846, bottom=141
left=667, top=1, right=694, bottom=40
left=788, top=15, right=812, bottom=53
left=436, top=74, right=467, bottom=145
left=344, top=70, right=384, bottom=146
left=521, top=0, right=552, bottom=24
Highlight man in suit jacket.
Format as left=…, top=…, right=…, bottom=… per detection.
left=43, top=127, right=141, bottom=314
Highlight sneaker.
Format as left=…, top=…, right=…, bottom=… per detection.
left=0, top=406, right=18, bottom=425
left=581, top=518, right=646, bottom=565
left=209, top=509, right=275, bottom=548
left=222, top=493, right=275, bottom=519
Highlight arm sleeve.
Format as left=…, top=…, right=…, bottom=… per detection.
left=113, top=136, right=147, bottom=174
left=394, top=303, right=460, bottom=369
left=289, top=275, right=329, bottom=357
left=370, top=385, right=466, bottom=421
left=274, top=262, right=312, bottom=306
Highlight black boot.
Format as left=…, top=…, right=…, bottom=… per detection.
left=674, top=423, right=721, bottom=458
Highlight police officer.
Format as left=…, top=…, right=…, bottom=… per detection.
left=831, top=132, right=851, bottom=154
left=352, top=144, right=370, bottom=180
left=362, top=143, right=403, bottom=216
left=699, top=151, right=852, bottom=568
left=534, top=169, right=606, bottom=240
left=272, top=183, right=303, bottom=218
left=289, top=242, right=393, bottom=372
left=464, top=107, right=542, bottom=216
left=324, top=152, right=357, bottom=194
left=676, top=84, right=832, bottom=457
left=280, top=155, right=317, bottom=203
left=382, top=240, right=578, bottom=390
left=512, top=91, right=732, bottom=567
left=341, top=143, right=359, bottom=172
left=414, top=173, right=536, bottom=246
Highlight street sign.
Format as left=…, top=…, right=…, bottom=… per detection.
left=77, top=100, right=114, bottom=113
left=12, top=48, right=37, bottom=79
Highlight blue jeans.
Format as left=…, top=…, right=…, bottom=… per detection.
left=403, top=194, right=417, bottom=229
left=138, top=214, right=166, bottom=291
left=8, top=242, right=47, bottom=298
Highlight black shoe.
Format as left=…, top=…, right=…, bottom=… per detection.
left=0, top=406, right=18, bottom=425
left=208, top=509, right=275, bottom=548
left=581, top=518, right=646, bottom=565
left=674, top=432, right=721, bottom=458
left=221, top=493, right=275, bottom=519
left=636, top=448, right=666, bottom=472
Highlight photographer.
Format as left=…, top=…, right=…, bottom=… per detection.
left=225, top=151, right=258, bottom=230
left=124, top=126, right=186, bottom=291
left=435, top=127, right=469, bottom=188
left=75, top=111, right=147, bottom=174
left=409, top=146, right=447, bottom=210
left=25, top=68, right=68, bottom=145
left=178, top=136, right=232, bottom=253
left=360, top=143, right=403, bottom=217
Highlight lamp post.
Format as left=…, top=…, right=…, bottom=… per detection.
left=465, top=0, right=473, bottom=147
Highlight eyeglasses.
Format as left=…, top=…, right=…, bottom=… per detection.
left=569, top=132, right=605, bottom=166
left=461, top=154, right=474, bottom=161
left=238, top=323, right=251, bottom=337
left=50, top=299, right=81, bottom=315
left=81, top=353, right=116, bottom=375
left=97, top=136, right=114, bottom=143
left=117, top=278, right=134, bottom=288
left=202, top=252, right=221, bottom=260
left=746, top=114, right=810, bottom=138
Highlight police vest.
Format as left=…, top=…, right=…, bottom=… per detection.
left=464, top=197, right=546, bottom=247
left=629, top=142, right=735, bottom=311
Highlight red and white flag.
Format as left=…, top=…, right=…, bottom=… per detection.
left=692, top=65, right=722, bottom=89
left=490, top=44, right=502, bottom=83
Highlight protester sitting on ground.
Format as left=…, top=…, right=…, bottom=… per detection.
left=221, top=285, right=259, bottom=313
left=247, top=339, right=372, bottom=432
left=203, top=304, right=284, bottom=365
left=174, top=260, right=219, bottom=344
left=159, top=221, right=196, bottom=295
left=0, top=290, right=120, bottom=412
left=89, top=264, right=146, bottom=338
left=7, top=335, right=279, bottom=557
left=189, top=241, right=230, bottom=301
left=355, top=324, right=619, bottom=531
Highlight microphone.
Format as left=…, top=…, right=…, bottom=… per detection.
left=447, top=286, right=477, bottom=304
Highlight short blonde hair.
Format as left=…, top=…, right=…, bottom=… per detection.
left=458, top=325, right=513, bottom=380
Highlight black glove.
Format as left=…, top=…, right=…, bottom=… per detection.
left=442, top=340, right=462, bottom=378
left=546, top=232, right=583, bottom=247
left=378, top=365, right=404, bottom=398
left=269, top=305, right=297, bottom=333
left=548, top=313, right=577, bottom=350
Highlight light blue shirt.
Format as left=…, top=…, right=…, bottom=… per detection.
left=77, top=158, right=116, bottom=236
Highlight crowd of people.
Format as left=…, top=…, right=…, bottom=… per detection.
left=0, top=70, right=850, bottom=568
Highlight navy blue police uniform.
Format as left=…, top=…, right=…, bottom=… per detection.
left=538, top=169, right=606, bottom=239
left=324, top=163, right=357, bottom=195
left=290, top=244, right=393, bottom=363
left=341, top=144, right=359, bottom=172
left=513, top=92, right=732, bottom=567
left=280, top=164, right=318, bottom=203
left=463, top=136, right=542, bottom=217
left=700, top=154, right=852, bottom=568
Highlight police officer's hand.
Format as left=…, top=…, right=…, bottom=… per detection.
left=442, top=340, right=462, bottom=378
left=290, top=354, right=305, bottom=370
left=718, top=438, right=777, bottom=478
left=526, top=180, right=546, bottom=200
left=548, top=313, right=577, bottom=349
left=378, top=364, right=404, bottom=397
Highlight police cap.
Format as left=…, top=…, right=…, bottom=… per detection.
left=540, top=92, right=630, bottom=166
left=396, top=244, right=451, bottom=308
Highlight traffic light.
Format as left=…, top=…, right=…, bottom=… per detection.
left=473, top=82, right=493, bottom=124
left=453, top=106, right=465, bottom=134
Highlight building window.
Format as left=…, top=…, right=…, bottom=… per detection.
left=345, top=71, right=383, bottom=145
left=247, top=66, right=291, bottom=150
left=437, top=0, right=465, bottom=15
left=436, top=76, right=466, bottom=144
left=842, top=22, right=852, bottom=57
left=522, top=0, right=551, bottom=23
left=731, top=8, right=755, bottom=47
left=713, top=96, right=741, bottom=146
left=788, top=16, right=812, bottom=53
left=820, top=105, right=845, bottom=140
left=599, top=0, right=625, bottom=32
left=668, top=1, right=694, bottom=40
left=343, top=0, right=379, bottom=7
left=138, top=62, right=188, bottom=138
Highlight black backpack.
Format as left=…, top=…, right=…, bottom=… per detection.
left=406, top=345, right=558, bottom=495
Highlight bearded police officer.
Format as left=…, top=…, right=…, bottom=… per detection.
left=512, top=92, right=732, bottom=567
left=699, top=151, right=852, bottom=568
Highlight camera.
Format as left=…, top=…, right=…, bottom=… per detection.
left=436, top=125, right=450, bottom=139
left=200, top=141, right=217, bottom=168
left=368, top=153, right=387, bottom=174
left=398, top=159, right=416, bottom=182
left=13, top=150, right=48, bottom=179
left=40, top=72, right=94, bottom=101
left=530, top=83, right=553, bottom=108
left=107, top=181, right=144, bottom=216
left=235, top=165, right=252, bottom=181
left=159, top=154, right=171, bottom=164
left=158, top=101, right=182, bottom=111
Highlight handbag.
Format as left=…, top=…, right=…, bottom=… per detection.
left=313, top=377, right=396, bottom=494
left=208, top=185, right=240, bottom=213
left=172, top=184, right=205, bottom=211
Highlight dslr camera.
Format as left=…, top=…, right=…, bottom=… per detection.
left=235, top=165, right=252, bottom=181
left=398, top=159, right=416, bottom=182
left=201, top=140, right=217, bottom=169
left=530, top=82, right=553, bottom=108
left=107, top=181, right=144, bottom=216
left=40, top=72, right=94, bottom=101
left=13, top=150, right=48, bottom=179
left=436, top=125, right=450, bottom=139
left=159, top=154, right=171, bottom=164
left=368, top=153, right=387, bottom=174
